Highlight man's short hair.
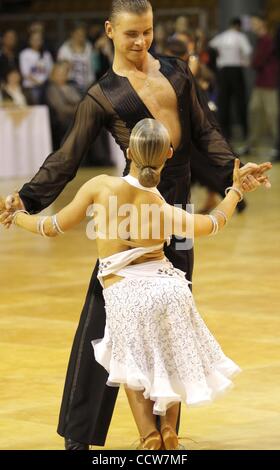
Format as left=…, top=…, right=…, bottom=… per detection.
left=230, top=17, right=241, bottom=28
left=109, top=0, right=152, bottom=22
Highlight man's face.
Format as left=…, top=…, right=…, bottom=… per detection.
left=105, top=9, right=154, bottom=63
left=3, top=30, right=17, bottom=49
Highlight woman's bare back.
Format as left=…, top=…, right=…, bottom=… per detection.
left=92, top=175, right=167, bottom=288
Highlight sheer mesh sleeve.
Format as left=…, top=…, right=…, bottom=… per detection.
left=19, top=93, right=106, bottom=214
left=180, top=61, right=241, bottom=195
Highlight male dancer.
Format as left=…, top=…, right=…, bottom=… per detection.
left=1, top=0, right=271, bottom=449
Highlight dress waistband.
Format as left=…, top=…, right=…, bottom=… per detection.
left=98, top=242, right=165, bottom=288
left=102, top=259, right=191, bottom=291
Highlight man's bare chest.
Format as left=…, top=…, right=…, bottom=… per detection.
left=127, top=70, right=182, bottom=148
left=128, top=72, right=178, bottom=117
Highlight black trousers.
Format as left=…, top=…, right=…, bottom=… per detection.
left=57, top=232, right=194, bottom=445
left=217, top=66, right=248, bottom=141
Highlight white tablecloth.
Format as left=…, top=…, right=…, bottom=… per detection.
left=0, top=105, right=52, bottom=179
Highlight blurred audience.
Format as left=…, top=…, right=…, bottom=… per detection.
left=0, top=11, right=278, bottom=173
left=57, top=22, right=97, bottom=93
left=164, top=32, right=245, bottom=214
left=165, top=37, right=189, bottom=62
left=241, top=15, right=280, bottom=156
left=209, top=18, right=252, bottom=142
left=0, top=29, right=19, bottom=82
left=88, top=25, right=113, bottom=79
left=153, top=24, right=166, bottom=55
left=19, top=31, right=53, bottom=104
left=0, top=67, right=28, bottom=106
left=46, top=61, right=81, bottom=147
left=174, top=16, right=189, bottom=35
left=25, top=21, right=55, bottom=58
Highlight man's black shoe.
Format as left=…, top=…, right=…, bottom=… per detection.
left=64, top=438, right=89, bottom=450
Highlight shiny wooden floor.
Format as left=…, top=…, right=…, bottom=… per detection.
left=0, top=161, right=280, bottom=450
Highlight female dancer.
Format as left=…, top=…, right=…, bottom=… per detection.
left=6, top=119, right=264, bottom=450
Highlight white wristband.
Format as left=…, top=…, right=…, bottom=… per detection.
left=206, top=214, right=219, bottom=235
left=211, top=209, right=228, bottom=226
left=37, top=216, right=48, bottom=237
left=52, top=214, right=64, bottom=234
left=225, top=186, right=243, bottom=202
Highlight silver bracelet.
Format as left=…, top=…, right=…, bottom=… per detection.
left=206, top=214, right=219, bottom=235
left=225, top=186, right=243, bottom=202
left=211, top=209, right=228, bottom=226
left=51, top=214, right=64, bottom=234
left=37, top=216, right=48, bottom=237
left=12, top=209, right=30, bottom=224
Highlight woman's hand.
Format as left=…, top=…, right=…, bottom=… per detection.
left=0, top=192, right=25, bottom=229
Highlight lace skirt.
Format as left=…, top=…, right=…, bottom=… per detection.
left=92, top=275, right=241, bottom=415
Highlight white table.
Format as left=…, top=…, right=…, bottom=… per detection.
left=0, top=105, right=52, bottom=179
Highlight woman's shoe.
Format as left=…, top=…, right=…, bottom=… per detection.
left=161, top=425, right=179, bottom=450
left=137, top=430, right=163, bottom=450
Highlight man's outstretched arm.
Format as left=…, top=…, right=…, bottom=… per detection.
left=18, top=92, right=106, bottom=214
left=182, top=62, right=271, bottom=193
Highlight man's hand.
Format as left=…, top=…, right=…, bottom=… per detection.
left=0, top=192, right=25, bottom=229
left=239, top=162, right=272, bottom=191
left=233, top=160, right=262, bottom=194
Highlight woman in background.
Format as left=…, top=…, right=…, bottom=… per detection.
left=0, top=67, right=28, bottom=106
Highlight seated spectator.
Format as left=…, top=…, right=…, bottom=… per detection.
left=0, top=68, right=28, bottom=107
left=46, top=61, right=81, bottom=147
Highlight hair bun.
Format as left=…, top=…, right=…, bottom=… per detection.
left=139, top=166, right=160, bottom=188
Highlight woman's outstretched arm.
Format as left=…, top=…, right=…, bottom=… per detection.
left=165, top=159, right=267, bottom=238
left=12, top=176, right=101, bottom=237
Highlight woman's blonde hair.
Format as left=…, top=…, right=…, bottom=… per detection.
left=129, top=118, right=171, bottom=188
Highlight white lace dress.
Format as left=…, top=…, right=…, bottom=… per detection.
left=92, top=175, right=241, bottom=415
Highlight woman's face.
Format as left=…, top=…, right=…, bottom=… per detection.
left=52, top=65, right=68, bottom=85
left=175, top=16, right=188, bottom=34
left=3, top=30, right=17, bottom=49
left=72, top=28, right=87, bottom=46
left=105, top=9, right=154, bottom=64
left=30, top=32, right=43, bottom=50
